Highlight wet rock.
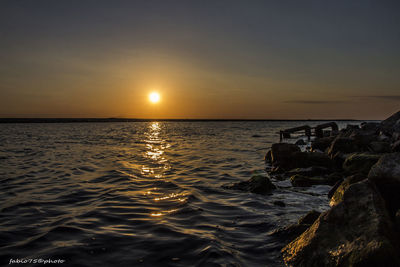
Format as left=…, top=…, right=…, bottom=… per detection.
left=329, top=174, right=365, bottom=206
left=392, top=140, right=400, bottom=152
left=327, top=137, right=359, bottom=157
left=331, top=151, right=347, bottom=169
left=286, top=166, right=330, bottom=177
left=282, top=180, right=400, bottom=267
left=271, top=144, right=333, bottom=171
left=289, top=151, right=334, bottom=170
left=290, top=174, right=339, bottom=187
left=297, top=210, right=321, bottom=225
left=350, top=130, right=379, bottom=150
left=368, top=153, right=400, bottom=217
left=295, top=139, right=306, bottom=146
left=368, top=141, right=391, bottom=153
left=271, top=210, right=321, bottom=244
left=226, top=174, right=276, bottom=194
left=327, top=178, right=344, bottom=199
left=381, top=110, right=400, bottom=134
left=361, top=122, right=381, bottom=132
left=273, top=200, right=285, bottom=207
left=343, top=153, right=381, bottom=175
left=311, top=136, right=335, bottom=152
left=264, top=150, right=272, bottom=163
left=270, top=143, right=300, bottom=166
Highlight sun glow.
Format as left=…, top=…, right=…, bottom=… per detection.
left=149, top=92, right=161, bottom=103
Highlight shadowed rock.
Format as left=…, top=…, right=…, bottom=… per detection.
left=225, top=174, right=276, bottom=194
left=368, top=153, right=400, bottom=217
left=311, top=136, right=335, bottom=152
left=368, top=141, right=391, bottom=153
left=282, top=180, right=400, bottom=267
left=343, top=153, right=381, bottom=175
left=271, top=210, right=321, bottom=244
left=327, top=137, right=359, bottom=157
left=329, top=174, right=365, bottom=206
left=290, top=174, right=340, bottom=187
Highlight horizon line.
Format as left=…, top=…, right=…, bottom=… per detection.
left=0, top=118, right=376, bottom=124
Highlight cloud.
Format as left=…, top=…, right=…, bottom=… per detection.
left=284, top=100, right=345, bottom=104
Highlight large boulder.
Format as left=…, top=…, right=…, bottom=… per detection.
left=311, top=136, right=335, bottom=152
left=349, top=130, right=379, bottom=150
left=225, top=174, right=276, bottom=194
left=286, top=166, right=331, bottom=177
left=289, top=151, right=334, bottom=170
left=368, top=141, right=391, bottom=153
left=368, top=153, right=400, bottom=217
left=327, top=137, right=359, bottom=157
left=343, top=153, right=381, bottom=175
left=329, top=174, right=365, bottom=206
left=282, top=180, right=400, bottom=267
left=271, top=144, right=333, bottom=171
left=392, top=140, right=400, bottom=152
left=271, top=210, right=321, bottom=244
left=381, top=111, right=400, bottom=134
left=270, top=143, right=300, bottom=165
left=360, top=122, right=381, bottom=133
left=290, top=174, right=340, bottom=187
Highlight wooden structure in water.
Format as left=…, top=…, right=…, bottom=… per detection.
left=279, top=122, right=338, bottom=141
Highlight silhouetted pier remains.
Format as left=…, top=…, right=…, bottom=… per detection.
left=279, top=122, right=339, bottom=141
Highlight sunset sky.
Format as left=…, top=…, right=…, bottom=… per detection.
left=0, top=0, right=399, bottom=119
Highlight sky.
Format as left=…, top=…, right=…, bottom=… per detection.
left=0, top=0, right=399, bottom=119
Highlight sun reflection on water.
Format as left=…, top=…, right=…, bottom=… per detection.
left=140, top=122, right=187, bottom=218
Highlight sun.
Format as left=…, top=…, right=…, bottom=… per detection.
left=149, top=92, right=160, bottom=103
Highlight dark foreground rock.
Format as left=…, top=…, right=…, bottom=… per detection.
left=271, top=210, right=321, bottom=244
left=282, top=180, right=400, bottom=267
left=342, top=153, right=381, bottom=175
left=290, top=174, right=340, bottom=187
left=368, top=153, right=400, bottom=217
left=225, top=174, right=276, bottom=194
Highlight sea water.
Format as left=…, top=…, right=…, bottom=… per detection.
left=0, top=121, right=351, bottom=266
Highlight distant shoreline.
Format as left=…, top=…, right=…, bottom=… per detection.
left=0, top=118, right=371, bottom=123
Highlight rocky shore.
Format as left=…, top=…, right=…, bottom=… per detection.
left=264, top=111, right=400, bottom=266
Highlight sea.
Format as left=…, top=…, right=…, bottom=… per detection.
left=0, top=121, right=354, bottom=266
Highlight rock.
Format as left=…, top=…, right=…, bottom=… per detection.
left=381, top=110, right=400, bottom=134
left=295, top=139, right=306, bottom=146
left=271, top=210, right=321, bottom=244
left=343, top=153, right=381, bottom=175
left=265, top=150, right=272, bottom=163
left=270, top=143, right=300, bottom=166
left=392, top=140, right=400, bottom=152
left=368, top=141, right=391, bottom=153
left=329, top=174, right=365, bottom=206
left=327, top=178, right=344, bottom=199
left=282, top=180, right=400, bottom=267
left=368, top=153, right=400, bottom=217
left=331, top=151, right=347, bottom=169
left=273, top=200, right=286, bottom=207
left=226, top=174, right=276, bottom=194
left=286, top=166, right=330, bottom=177
left=327, top=137, right=359, bottom=157
left=271, top=145, right=334, bottom=171
left=360, top=122, right=381, bottom=132
left=311, top=136, right=335, bottom=152
left=289, top=151, right=334, bottom=170
left=350, top=130, right=379, bottom=150
left=297, top=210, right=321, bottom=225
left=290, top=174, right=339, bottom=187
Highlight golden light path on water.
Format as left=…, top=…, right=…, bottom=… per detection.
left=140, top=122, right=188, bottom=217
